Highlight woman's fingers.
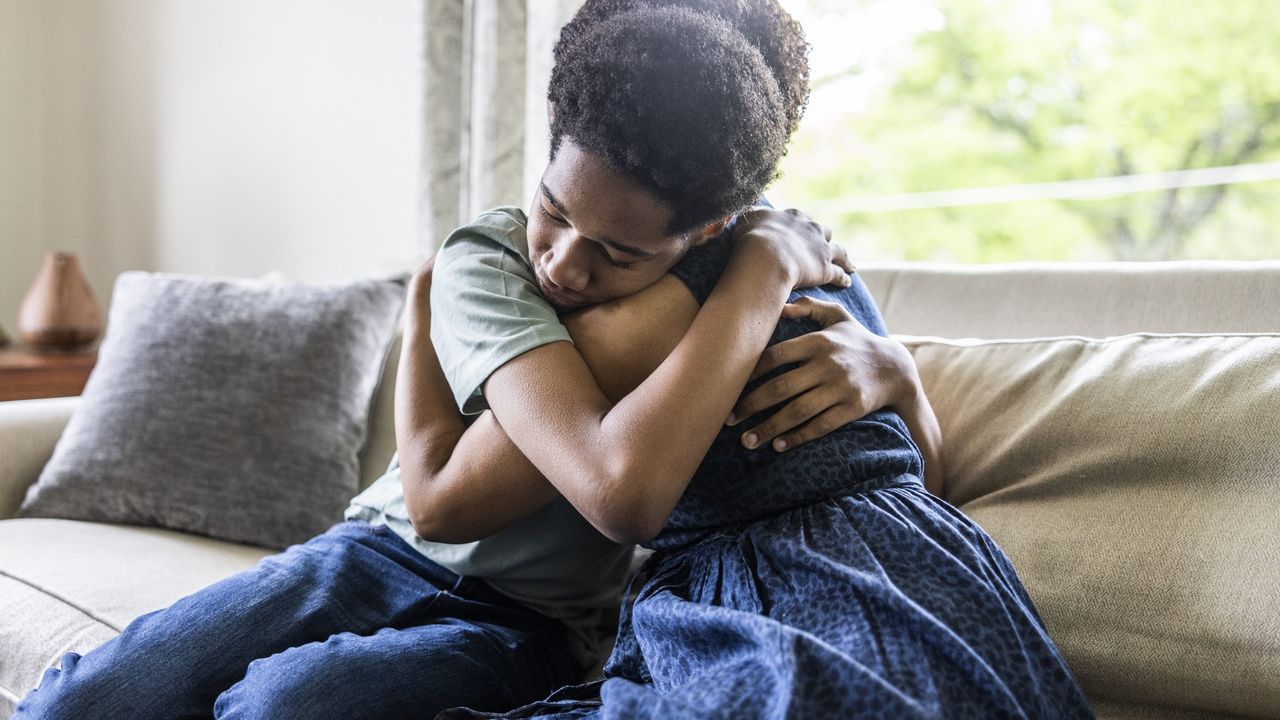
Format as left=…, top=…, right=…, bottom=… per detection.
left=830, top=243, right=857, bottom=275
left=827, top=247, right=853, bottom=287
left=747, top=334, right=820, bottom=382
left=781, top=297, right=855, bottom=328
left=732, top=359, right=823, bottom=425
left=765, top=404, right=860, bottom=453
left=737, top=387, right=845, bottom=450
left=746, top=298, right=855, bottom=386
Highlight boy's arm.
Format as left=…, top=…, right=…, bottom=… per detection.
left=395, top=261, right=556, bottom=542
left=399, top=212, right=819, bottom=543
left=399, top=264, right=698, bottom=543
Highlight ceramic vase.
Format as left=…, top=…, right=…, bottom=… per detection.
left=17, top=252, right=104, bottom=351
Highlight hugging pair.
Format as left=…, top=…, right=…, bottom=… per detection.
left=18, top=2, right=1091, bottom=718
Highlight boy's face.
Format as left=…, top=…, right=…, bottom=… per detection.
left=528, top=139, right=714, bottom=311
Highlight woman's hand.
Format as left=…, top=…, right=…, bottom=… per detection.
left=728, top=297, right=916, bottom=452
left=727, top=296, right=946, bottom=495
left=732, top=207, right=854, bottom=291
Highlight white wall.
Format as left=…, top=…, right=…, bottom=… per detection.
left=0, top=0, right=46, bottom=335
left=0, top=0, right=423, bottom=333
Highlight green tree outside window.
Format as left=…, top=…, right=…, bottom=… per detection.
left=770, top=0, right=1280, bottom=262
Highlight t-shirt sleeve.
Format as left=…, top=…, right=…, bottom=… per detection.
left=429, top=210, right=572, bottom=415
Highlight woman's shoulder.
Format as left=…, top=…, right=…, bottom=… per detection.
left=668, top=229, right=736, bottom=306
left=667, top=229, right=888, bottom=339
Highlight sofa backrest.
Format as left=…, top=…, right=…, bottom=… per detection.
left=858, top=260, right=1280, bottom=338
left=853, top=260, right=1280, bottom=717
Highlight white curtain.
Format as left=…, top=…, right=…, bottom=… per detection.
left=420, top=0, right=584, bottom=254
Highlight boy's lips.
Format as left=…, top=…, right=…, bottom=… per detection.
left=535, top=274, right=586, bottom=310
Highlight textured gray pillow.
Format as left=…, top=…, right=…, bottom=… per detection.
left=18, top=271, right=407, bottom=549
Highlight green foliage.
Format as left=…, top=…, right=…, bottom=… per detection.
left=770, top=0, right=1280, bottom=261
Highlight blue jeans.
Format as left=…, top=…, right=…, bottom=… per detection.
left=16, top=521, right=583, bottom=719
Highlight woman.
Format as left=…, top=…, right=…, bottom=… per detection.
left=413, top=5, right=1093, bottom=719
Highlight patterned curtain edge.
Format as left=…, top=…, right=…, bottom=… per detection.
left=419, top=0, right=584, bottom=257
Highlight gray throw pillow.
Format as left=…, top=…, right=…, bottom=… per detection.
left=18, top=270, right=407, bottom=549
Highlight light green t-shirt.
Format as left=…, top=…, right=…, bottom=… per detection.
left=345, top=207, right=635, bottom=667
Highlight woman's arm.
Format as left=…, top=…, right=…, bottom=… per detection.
left=899, top=383, right=945, bottom=497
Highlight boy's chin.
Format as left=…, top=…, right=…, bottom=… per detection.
left=550, top=296, right=591, bottom=313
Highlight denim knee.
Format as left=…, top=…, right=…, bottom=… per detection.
left=213, top=648, right=340, bottom=720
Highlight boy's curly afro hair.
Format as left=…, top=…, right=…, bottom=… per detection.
left=548, top=5, right=799, bottom=234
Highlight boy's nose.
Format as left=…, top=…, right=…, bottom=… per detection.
left=544, top=237, right=590, bottom=292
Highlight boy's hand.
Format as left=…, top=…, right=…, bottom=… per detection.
left=728, top=297, right=917, bottom=452
left=732, top=207, right=854, bottom=291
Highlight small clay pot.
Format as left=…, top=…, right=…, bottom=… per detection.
left=17, top=252, right=104, bottom=351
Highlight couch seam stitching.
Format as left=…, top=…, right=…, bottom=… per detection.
left=0, top=682, right=19, bottom=703
left=0, top=568, right=123, bottom=633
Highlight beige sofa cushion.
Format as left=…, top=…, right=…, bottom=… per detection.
left=903, top=333, right=1280, bottom=717
left=0, top=519, right=269, bottom=710
left=0, top=398, right=78, bottom=521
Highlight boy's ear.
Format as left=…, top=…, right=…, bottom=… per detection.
left=690, top=217, right=731, bottom=247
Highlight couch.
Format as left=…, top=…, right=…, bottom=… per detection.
left=2, top=261, right=1278, bottom=718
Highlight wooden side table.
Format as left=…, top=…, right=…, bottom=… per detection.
left=0, top=344, right=98, bottom=402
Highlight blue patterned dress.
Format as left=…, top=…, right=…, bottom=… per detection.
left=443, top=231, right=1093, bottom=719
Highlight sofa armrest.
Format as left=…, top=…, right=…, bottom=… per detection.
left=0, top=397, right=79, bottom=520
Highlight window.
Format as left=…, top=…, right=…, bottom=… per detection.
left=770, top=0, right=1280, bottom=262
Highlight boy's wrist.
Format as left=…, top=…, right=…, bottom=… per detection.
left=730, top=229, right=798, bottom=288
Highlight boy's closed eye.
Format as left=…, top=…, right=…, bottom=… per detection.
left=538, top=203, right=638, bottom=270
